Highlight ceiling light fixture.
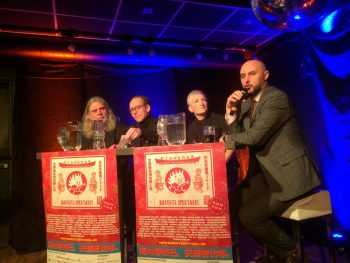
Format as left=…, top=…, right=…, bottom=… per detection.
left=67, top=43, right=76, bottom=53
left=223, top=53, right=229, bottom=61
left=195, top=52, right=203, bottom=60
left=143, top=7, right=153, bottom=14
left=148, top=48, right=156, bottom=57
left=127, top=47, right=135, bottom=56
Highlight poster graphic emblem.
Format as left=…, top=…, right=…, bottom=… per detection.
left=165, top=168, right=191, bottom=194
left=51, top=155, right=107, bottom=208
left=66, top=171, right=87, bottom=195
left=208, top=196, right=227, bottom=216
left=100, top=197, right=117, bottom=213
left=145, top=150, right=215, bottom=209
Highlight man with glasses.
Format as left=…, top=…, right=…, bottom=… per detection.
left=119, top=95, right=158, bottom=147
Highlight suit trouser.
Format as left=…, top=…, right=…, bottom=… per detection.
left=231, top=172, right=296, bottom=259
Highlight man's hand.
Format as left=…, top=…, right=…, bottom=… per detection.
left=117, top=127, right=142, bottom=148
left=226, top=90, right=246, bottom=113
left=124, top=127, right=142, bottom=140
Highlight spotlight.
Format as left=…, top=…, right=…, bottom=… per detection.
left=148, top=48, right=156, bottom=57
left=195, top=52, right=202, bottom=60
left=309, top=4, right=350, bottom=37
left=320, top=10, right=338, bottom=33
left=330, top=230, right=349, bottom=256
left=243, top=49, right=254, bottom=60
left=223, top=53, right=229, bottom=61
left=67, top=43, right=76, bottom=53
left=293, top=14, right=302, bottom=20
left=127, top=47, right=135, bottom=56
left=143, top=7, right=153, bottom=14
left=332, top=232, right=344, bottom=239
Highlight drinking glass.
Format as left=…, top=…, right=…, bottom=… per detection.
left=57, top=126, right=71, bottom=151
left=165, top=112, right=186, bottom=145
left=93, top=120, right=106, bottom=149
left=75, top=122, right=82, bottom=150
left=67, top=121, right=82, bottom=151
left=203, top=126, right=216, bottom=143
left=157, top=115, right=168, bottom=146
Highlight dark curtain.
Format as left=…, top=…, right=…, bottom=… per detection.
left=10, top=60, right=240, bottom=252
left=11, top=81, right=46, bottom=253
left=258, top=27, right=350, bottom=232
left=11, top=61, right=84, bottom=252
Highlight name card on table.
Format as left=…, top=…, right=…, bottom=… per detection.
left=134, top=143, right=233, bottom=263
left=41, top=149, right=121, bottom=263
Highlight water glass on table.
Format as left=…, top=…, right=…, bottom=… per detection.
left=93, top=120, right=106, bottom=149
left=67, top=121, right=82, bottom=151
left=157, top=114, right=168, bottom=146
left=57, top=121, right=82, bottom=151
left=57, top=126, right=71, bottom=151
left=165, top=112, right=186, bottom=145
left=203, top=126, right=216, bottom=143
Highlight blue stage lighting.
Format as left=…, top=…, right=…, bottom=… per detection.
left=332, top=232, right=344, bottom=239
left=320, top=10, right=338, bottom=33
left=330, top=230, right=349, bottom=257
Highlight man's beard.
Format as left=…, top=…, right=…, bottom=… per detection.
left=248, top=85, right=263, bottom=98
left=96, top=116, right=107, bottom=122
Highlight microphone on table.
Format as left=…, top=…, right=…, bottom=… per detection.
left=229, top=90, right=248, bottom=116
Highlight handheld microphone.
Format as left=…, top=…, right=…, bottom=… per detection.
left=229, top=90, right=247, bottom=116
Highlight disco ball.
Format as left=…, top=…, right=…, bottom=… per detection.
left=251, top=0, right=334, bottom=31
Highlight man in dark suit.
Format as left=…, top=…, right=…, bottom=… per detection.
left=224, top=60, right=321, bottom=263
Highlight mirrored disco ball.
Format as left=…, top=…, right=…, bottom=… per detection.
left=251, top=0, right=334, bottom=31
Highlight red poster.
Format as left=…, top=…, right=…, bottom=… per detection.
left=134, top=143, right=233, bottom=263
left=41, top=149, right=121, bottom=262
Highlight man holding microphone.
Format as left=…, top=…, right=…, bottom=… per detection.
left=224, top=59, right=320, bottom=263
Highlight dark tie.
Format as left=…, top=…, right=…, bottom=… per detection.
left=235, top=99, right=258, bottom=185
left=249, top=99, right=257, bottom=127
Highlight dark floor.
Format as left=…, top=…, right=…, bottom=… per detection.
left=1, top=244, right=350, bottom=263
left=1, top=221, right=350, bottom=263
left=236, top=224, right=350, bottom=263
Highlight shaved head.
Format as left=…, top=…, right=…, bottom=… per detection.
left=241, top=60, right=267, bottom=73
left=240, top=59, right=269, bottom=96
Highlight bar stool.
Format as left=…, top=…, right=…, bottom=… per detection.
left=280, top=190, right=334, bottom=263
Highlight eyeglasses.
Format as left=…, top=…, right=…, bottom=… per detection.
left=129, top=104, right=145, bottom=113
